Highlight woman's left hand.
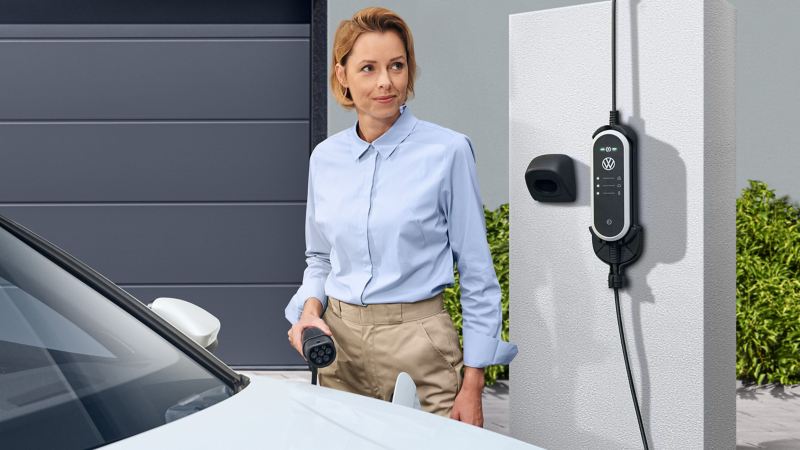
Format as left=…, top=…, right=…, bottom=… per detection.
left=450, top=367, right=485, bottom=427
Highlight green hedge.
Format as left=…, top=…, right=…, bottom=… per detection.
left=444, top=203, right=510, bottom=386
left=737, top=180, right=800, bottom=385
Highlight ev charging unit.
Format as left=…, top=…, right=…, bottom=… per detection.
left=511, top=1, right=735, bottom=448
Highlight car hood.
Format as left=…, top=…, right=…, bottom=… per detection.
left=105, top=375, right=540, bottom=449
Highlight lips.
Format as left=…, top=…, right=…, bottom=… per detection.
left=375, top=95, right=395, bottom=103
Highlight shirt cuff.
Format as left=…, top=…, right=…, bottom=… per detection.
left=284, top=285, right=328, bottom=325
left=462, top=328, right=519, bottom=368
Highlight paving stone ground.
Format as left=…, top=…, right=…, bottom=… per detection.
left=736, top=382, right=800, bottom=449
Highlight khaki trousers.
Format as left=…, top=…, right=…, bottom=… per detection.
left=318, top=293, right=464, bottom=417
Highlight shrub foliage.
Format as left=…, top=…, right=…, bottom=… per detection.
left=737, top=180, right=800, bottom=385
left=444, top=203, right=510, bottom=386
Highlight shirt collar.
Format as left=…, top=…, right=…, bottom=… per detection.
left=349, top=104, right=418, bottom=161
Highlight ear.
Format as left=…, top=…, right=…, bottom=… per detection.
left=335, top=63, right=348, bottom=88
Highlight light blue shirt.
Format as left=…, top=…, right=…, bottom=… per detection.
left=285, top=105, right=517, bottom=368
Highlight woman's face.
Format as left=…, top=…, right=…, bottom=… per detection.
left=336, top=30, right=409, bottom=123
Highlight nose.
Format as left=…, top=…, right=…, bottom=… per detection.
left=377, top=68, right=391, bottom=90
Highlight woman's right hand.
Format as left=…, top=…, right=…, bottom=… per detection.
left=287, top=297, right=332, bottom=358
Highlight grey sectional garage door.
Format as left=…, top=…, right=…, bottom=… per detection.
left=0, top=0, right=326, bottom=368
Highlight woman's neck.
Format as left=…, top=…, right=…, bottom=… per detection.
left=356, top=109, right=402, bottom=143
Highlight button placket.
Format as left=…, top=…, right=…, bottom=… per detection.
left=359, top=148, right=378, bottom=305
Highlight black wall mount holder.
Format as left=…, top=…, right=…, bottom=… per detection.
left=524, top=154, right=577, bottom=203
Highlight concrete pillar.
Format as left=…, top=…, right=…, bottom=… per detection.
left=509, top=1, right=735, bottom=449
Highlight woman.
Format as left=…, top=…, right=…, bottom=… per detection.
left=285, top=7, right=517, bottom=426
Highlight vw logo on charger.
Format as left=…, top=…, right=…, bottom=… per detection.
left=602, top=157, right=616, bottom=171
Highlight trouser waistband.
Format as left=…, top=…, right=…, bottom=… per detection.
left=327, top=293, right=445, bottom=325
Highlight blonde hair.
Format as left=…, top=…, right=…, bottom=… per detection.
left=330, top=7, right=417, bottom=109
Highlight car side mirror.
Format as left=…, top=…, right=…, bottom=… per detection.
left=391, top=372, right=422, bottom=410
left=148, top=297, right=220, bottom=351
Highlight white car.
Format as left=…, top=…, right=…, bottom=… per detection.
left=0, top=215, right=539, bottom=449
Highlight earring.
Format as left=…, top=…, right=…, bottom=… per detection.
left=343, top=87, right=349, bottom=99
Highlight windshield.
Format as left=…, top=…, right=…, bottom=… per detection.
left=0, top=226, right=233, bottom=449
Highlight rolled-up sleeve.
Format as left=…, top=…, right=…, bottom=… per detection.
left=446, top=135, right=518, bottom=368
left=284, top=159, right=331, bottom=325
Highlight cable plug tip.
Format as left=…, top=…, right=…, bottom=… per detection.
left=608, top=272, right=625, bottom=289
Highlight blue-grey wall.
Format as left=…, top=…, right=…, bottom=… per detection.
left=728, top=0, right=800, bottom=198
left=0, top=1, right=324, bottom=368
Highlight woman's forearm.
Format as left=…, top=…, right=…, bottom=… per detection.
left=302, top=297, right=324, bottom=318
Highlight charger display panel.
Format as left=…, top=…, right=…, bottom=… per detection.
left=592, top=129, right=631, bottom=241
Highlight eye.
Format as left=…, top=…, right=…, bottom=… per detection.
left=391, top=62, right=405, bottom=70
left=360, top=64, right=373, bottom=73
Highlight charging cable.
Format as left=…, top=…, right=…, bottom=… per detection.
left=591, top=1, right=650, bottom=448
left=607, top=243, right=648, bottom=450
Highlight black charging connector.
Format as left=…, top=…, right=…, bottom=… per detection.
left=302, top=326, right=336, bottom=385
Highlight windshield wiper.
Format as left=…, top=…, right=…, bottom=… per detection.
left=164, top=384, right=234, bottom=423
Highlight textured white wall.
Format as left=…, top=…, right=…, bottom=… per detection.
left=509, top=1, right=735, bottom=448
